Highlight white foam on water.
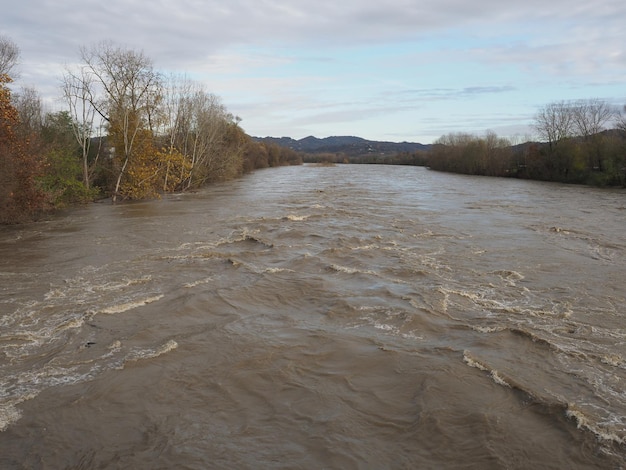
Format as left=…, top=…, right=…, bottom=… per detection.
left=44, top=288, right=67, bottom=300
left=463, top=351, right=510, bottom=387
left=1, top=336, right=179, bottom=432
left=601, top=354, right=626, bottom=368
left=183, top=277, right=214, bottom=288
left=351, top=244, right=379, bottom=251
left=100, top=294, right=164, bottom=314
left=438, top=286, right=573, bottom=319
left=285, top=214, right=309, bottom=221
left=329, top=264, right=377, bottom=276
left=352, top=305, right=421, bottom=340
left=227, top=258, right=282, bottom=275
left=54, top=316, right=84, bottom=332
left=374, top=322, right=397, bottom=332
left=464, top=349, right=626, bottom=446
left=490, top=371, right=511, bottom=388
left=401, top=332, right=424, bottom=340
left=490, top=270, right=525, bottom=286
left=124, top=340, right=179, bottom=363
left=264, top=267, right=292, bottom=274
left=471, top=325, right=505, bottom=333
left=1, top=313, right=86, bottom=361
left=0, top=363, right=94, bottom=432
left=566, top=405, right=626, bottom=445
left=0, top=404, right=22, bottom=432
left=95, top=275, right=153, bottom=292
left=463, top=351, right=489, bottom=372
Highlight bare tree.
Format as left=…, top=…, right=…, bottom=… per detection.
left=533, top=101, right=574, bottom=149
left=0, top=35, right=19, bottom=77
left=188, top=90, right=228, bottom=186
left=159, top=76, right=246, bottom=189
left=570, top=99, right=617, bottom=171
left=160, top=74, right=190, bottom=149
left=168, top=84, right=233, bottom=188
left=617, top=105, right=626, bottom=133
left=13, top=86, right=44, bottom=136
left=483, top=130, right=512, bottom=176
left=571, top=99, right=615, bottom=139
left=62, top=65, right=100, bottom=188
left=159, top=74, right=194, bottom=190
left=79, top=41, right=162, bottom=202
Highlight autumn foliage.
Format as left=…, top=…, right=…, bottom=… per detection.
left=116, top=129, right=192, bottom=199
left=0, top=74, right=48, bottom=223
left=0, top=38, right=306, bottom=223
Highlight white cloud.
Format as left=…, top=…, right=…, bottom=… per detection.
left=3, top=0, right=626, bottom=142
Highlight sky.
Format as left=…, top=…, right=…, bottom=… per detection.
left=2, top=0, right=626, bottom=144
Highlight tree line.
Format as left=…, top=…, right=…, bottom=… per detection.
left=296, top=98, right=626, bottom=186
left=428, top=99, right=626, bottom=186
left=0, top=37, right=302, bottom=224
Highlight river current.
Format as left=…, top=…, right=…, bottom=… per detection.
left=1, top=164, right=625, bottom=469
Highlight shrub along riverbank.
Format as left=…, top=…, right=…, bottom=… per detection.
left=427, top=127, right=626, bottom=187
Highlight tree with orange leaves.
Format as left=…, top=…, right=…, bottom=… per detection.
left=0, top=73, right=47, bottom=223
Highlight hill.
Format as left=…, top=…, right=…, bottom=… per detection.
left=254, top=135, right=430, bottom=158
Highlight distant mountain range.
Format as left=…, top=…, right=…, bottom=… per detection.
left=254, top=135, right=430, bottom=157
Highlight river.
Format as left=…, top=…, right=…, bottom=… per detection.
left=1, top=164, right=625, bottom=469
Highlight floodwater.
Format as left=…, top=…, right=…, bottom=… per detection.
left=1, top=164, right=625, bottom=469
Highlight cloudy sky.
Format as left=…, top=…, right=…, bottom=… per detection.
left=3, top=0, right=625, bottom=143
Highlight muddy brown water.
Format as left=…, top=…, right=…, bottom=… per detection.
left=1, top=164, right=625, bottom=469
